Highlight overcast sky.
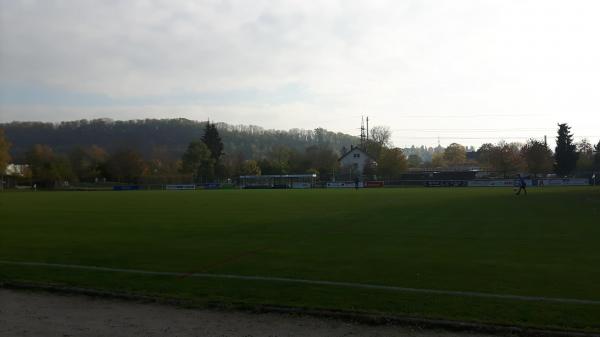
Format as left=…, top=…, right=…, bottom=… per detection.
left=0, top=0, right=598, bottom=147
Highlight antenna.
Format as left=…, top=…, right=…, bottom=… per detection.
left=360, top=116, right=366, bottom=147
left=544, top=135, right=547, bottom=147
left=366, top=116, right=369, bottom=142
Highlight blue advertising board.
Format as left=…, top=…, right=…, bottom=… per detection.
left=203, top=183, right=220, bottom=189
left=113, top=185, right=140, bottom=191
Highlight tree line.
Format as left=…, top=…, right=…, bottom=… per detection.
left=0, top=121, right=353, bottom=186
left=1, top=121, right=598, bottom=187
left=1, top=118, right=358, bottom=162
left=412, top=124, right=599, bottom=178
left=0, top=121, right=410, bottom=186
left=180, top=123, right=411, bottom=182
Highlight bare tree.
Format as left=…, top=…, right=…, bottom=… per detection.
left=370, top=126, right=392, bottom=147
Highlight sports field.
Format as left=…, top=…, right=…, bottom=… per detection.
left=1, top=187, right=599, bottom=332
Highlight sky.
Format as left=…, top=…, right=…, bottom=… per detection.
left=0, top=0, right=599, bottom=148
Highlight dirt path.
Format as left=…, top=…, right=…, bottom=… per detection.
left=0, top=288, right=498, bottom=337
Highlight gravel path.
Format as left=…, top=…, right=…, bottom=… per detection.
left=0, top=288, right=498, bottom=337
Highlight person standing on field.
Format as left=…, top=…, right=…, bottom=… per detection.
left=354, top=177, right=360, bottom=190
left=515, top=174, right=527, bottom=196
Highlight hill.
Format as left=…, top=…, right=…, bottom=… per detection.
left=1, top=119, right=358, bottom=161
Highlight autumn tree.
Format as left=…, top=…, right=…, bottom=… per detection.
left=0, top=128, right=11, bottom=176
left=259, top=157, right=285, bottom=175
left=302, top=145, right=339, bottom=176
left=554, top=123, right=578, bottom=176
left=377, top=148, right=407, bottom=179
left=268, top=145, right=293, bottom=174
left=363, top=140, right=383, bottom=160
left=575, top=139, right=594, bottom=172
left=220, top=151, right=246, bottom=178
left=0, top=129, right=11, bottom=190
left=594, top=141, right=600, bottom=171
left=476, top=143, right=495, bottom=168
left=26, top=144, right=74, bottom=187
left=69, top=145, right=108, bottom=182
left=407, top=154, right=422, bottom=168
left=521, top=139, right=553, bottom=177
left=443, top=143, right=467, bottom=167
left=431, top=152, right=445, bottom=168
left=240, top=160, right=261, bottom=176
left=147, top=145, right=179, bottom=176
left=106, top=149, right=146, bottom=183
left=489, top=142, right=523, bottom=178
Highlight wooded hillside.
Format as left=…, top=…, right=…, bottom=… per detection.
left=1, top=118, right=358, bottom=162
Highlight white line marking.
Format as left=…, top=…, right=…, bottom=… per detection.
left=1, top=260, right=599, bottom=305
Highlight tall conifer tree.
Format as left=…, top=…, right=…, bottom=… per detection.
left=201, top=122, right=224, bottom=162
left=554, top=123, right=579, bottom=176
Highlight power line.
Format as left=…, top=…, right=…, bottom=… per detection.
left=392, top=128, right=551, bottom=133
left=392, top=127, right=550, bottom=130
left=312, top=113, right=550, bottom=125
left=393, top=135, right=600, bottom=140
left=390, top=113, right=547, bottom=118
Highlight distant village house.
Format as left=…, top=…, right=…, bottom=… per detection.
left=338, top=145, right=375, bottom=176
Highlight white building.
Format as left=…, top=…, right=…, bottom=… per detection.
left=338, top=146, right=375, bottom=175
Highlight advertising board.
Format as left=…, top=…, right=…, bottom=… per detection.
left=467, top=180, right=533, bottom=187
left=292, top=182, right=312, bottom=189
left=364, top=181, right=384, bottom=188
left=326, top=182, right=361, bottom=188
left=113, top=185, right=140, bottom=191
left=539, top=179, right=589, bottom=186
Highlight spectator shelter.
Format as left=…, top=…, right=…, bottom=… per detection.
left=240, top=174, right=317, bottom=189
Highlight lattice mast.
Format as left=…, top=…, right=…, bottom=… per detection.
left=360, top=116, right=366, bottom=147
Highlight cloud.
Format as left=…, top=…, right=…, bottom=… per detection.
left=1, top=0, right=599, bottom=146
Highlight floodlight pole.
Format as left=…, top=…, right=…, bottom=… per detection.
left=593, top=148, right=598, bottom=186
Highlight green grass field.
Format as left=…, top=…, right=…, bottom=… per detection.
left=1, top=187, right=599, bottom=332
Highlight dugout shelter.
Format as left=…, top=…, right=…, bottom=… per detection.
left=240, top=174, right=317, bottom=189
